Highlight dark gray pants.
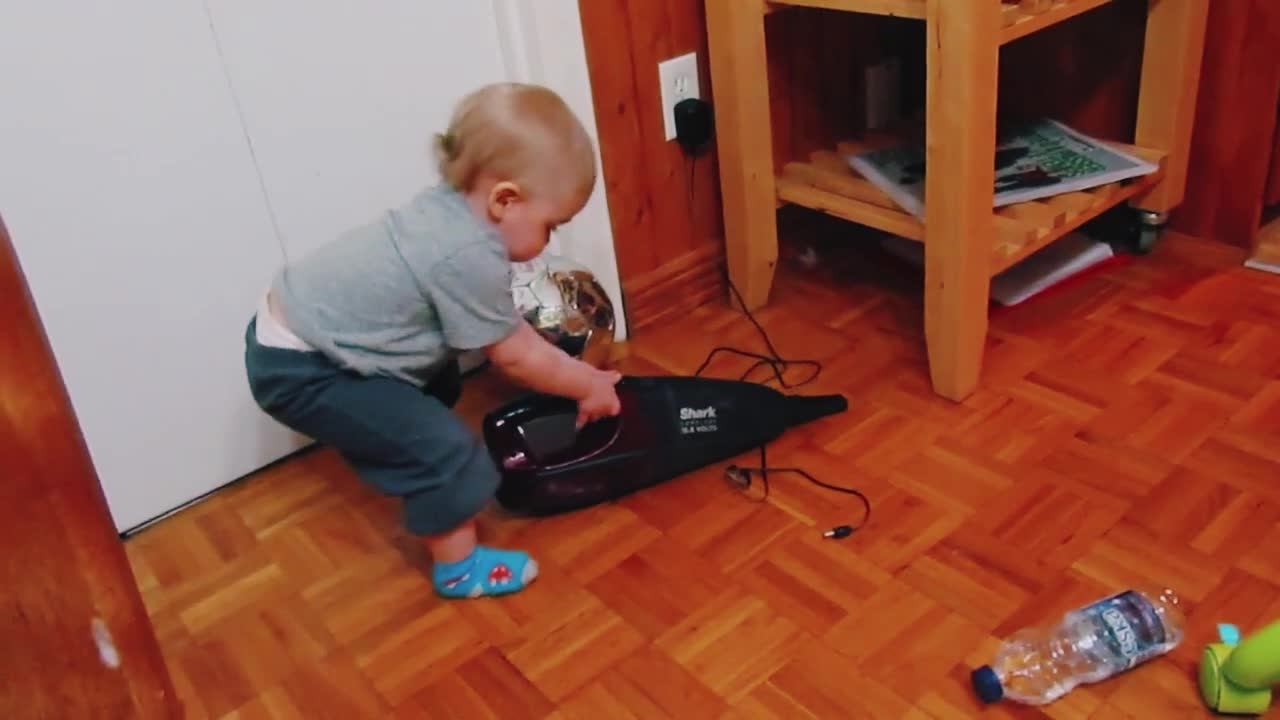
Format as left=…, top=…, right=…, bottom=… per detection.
left=243, top=317, right=498, bottom=535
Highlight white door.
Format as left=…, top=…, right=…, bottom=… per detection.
left=203, top=0, right=626, bottom=332
left=0, top=1, right=306, bottom=533
left=0, top=1, right=622, bottom=533
left=200, top=1, right=510, bottom=260
left=200, top=4, right=629, bottom=370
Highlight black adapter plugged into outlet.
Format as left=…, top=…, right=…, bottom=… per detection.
left=674, top=98, right=713, bottom=155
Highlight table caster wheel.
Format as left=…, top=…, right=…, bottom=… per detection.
left=1134, top=225, right=1160, bottom=254
left=1124, top=209, right=1167, bottom=255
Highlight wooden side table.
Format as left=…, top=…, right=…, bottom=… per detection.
left=705, top=0, right=1210, bottom=401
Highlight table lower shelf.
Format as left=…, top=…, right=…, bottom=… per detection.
left=776, top=140, right=1167, bottom=275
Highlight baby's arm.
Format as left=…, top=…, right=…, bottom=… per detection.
left=485, top=321, right=621, bottom=426
left=424, top=243, right=621, bottom=425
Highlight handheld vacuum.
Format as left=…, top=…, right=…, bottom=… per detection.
left=482, top=375, right=848, bottom=516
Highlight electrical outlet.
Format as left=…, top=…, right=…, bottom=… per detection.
left=658, top=52, right=700, bottom=141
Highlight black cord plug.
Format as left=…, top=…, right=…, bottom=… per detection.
left=724, top=464, right=750, bottom=489
left=675, top=98, right=713, bottom=155
left=824, top=525, right=854, bottom=540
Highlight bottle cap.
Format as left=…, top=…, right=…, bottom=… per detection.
left=971, top=665, right=1003, bottom=703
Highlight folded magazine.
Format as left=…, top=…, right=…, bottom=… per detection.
left=846, top=118, right=1159, bottom=219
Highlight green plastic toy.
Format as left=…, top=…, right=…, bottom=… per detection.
left=1200, top=620, right=1280, bottom=715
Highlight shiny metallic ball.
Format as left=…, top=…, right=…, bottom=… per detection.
left=511, top=253, right=616, bottom=367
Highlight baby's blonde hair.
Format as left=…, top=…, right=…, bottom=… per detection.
left=435, top=83, right=596, bottom=204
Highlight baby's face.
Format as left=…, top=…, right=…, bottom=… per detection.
left=495, top=183, right=587, bottom=262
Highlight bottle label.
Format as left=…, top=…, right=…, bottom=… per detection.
left=1080, top=591, right=1167, bottom=669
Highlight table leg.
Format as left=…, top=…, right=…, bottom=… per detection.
left=1133, top=0, right=1211, bottom=215
left=923, top=1, right=1000, bottom=401
left=706, top=0, right=777, bottom=311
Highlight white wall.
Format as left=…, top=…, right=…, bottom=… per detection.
left=493, top=0, right=627, bottom=339
left=0, top=0, right=622, bottom=532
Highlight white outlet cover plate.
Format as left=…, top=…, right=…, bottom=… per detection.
left=658, top=52, right=700, bottom=141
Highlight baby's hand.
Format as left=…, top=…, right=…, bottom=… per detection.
left=576, top=368, right=622, bottom=428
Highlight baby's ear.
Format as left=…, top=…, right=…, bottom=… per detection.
left=487, top=180, right=524, bottom=219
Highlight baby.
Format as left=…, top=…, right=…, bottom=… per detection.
left=243, top=82, right=622, bottom=599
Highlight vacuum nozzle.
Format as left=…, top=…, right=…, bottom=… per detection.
left=781, top=394, right=848, bottom=428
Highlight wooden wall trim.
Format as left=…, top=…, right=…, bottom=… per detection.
left=1169, top=0, right=1280, bottom=250
left=577, top=0, right=726, bottom=331
left=1, top=215, right=180, bottom=718
left=580, top=0, right=1250, bottom=335
left=621, top=243, right=726, bottom=333
left=577, top=0, right=1157, bottom=333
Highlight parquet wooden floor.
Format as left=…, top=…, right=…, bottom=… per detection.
left=125, top=226, right=1280, bottom=719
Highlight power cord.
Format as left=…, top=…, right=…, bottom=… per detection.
left=693, top=280, right=822, bottom=389
left=693, top=273, right=872, bottom=540
left=683, top=150, right=870, bottom=539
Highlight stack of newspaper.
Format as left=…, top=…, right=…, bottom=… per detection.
left=845, top=118, right=1158, bottom=220
left=848, top=118, right=1153, bottom=305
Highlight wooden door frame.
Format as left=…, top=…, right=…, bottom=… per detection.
left=1, top=212, right=179, bottom=718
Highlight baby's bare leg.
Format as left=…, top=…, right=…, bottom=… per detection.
left=425, top=517, right=477, bottom=563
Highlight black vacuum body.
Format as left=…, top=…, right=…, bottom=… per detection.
left=482, top=375, right=848, bottom=516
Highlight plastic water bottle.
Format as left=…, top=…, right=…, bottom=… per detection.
left=971, top=588, right=1186, bottom=706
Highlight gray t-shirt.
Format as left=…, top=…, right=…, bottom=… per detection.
left=269, top=183, right=517, bottom=387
